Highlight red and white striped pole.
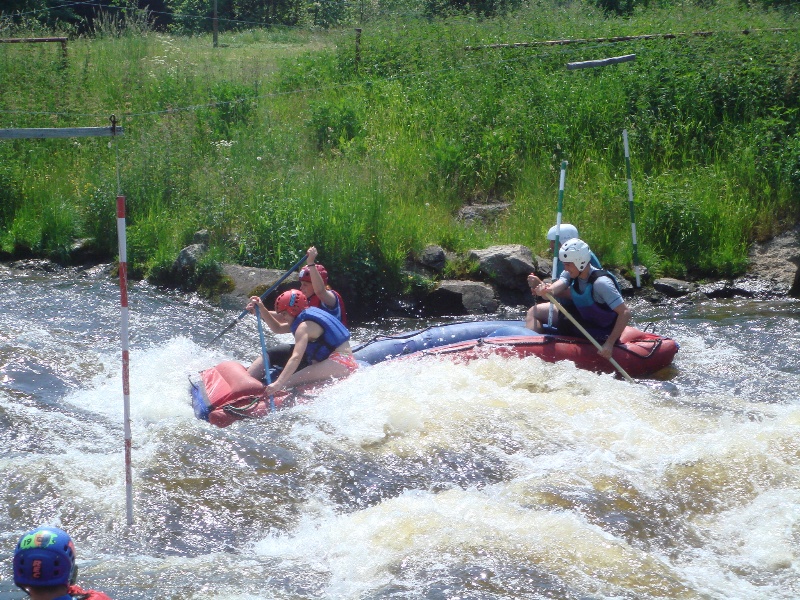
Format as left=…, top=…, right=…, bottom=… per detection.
left=116, top=195, right=134, bottom=526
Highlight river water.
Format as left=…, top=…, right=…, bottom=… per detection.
left=1, top=263, right=798, bottom=600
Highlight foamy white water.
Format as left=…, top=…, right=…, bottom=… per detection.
left=1, top=265, right=799, bottom=599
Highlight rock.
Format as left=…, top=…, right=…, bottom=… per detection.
left=418, top=245, right=447, bottom=272
left=653, top=277, right=696, bottom=297
left=696, top=280, right=736, bottom=299
left=534, top=256, right=553, bottom=279
left=748, top=225, right=800, bottom=297
left=421, top=280, right=499, bottom=316
left=219, top=264, right=294, bottom=311
left=468, top=245, right=537, bottom=291
left=610, top=269, right=635, bottom=297
left=173, top=243, right=206, bottom=274
left=457, top=203, right=510, bottom=224
left=193, top=230, right=211, bottom=246
left=729, top=274, right=778, bottom=298
left=9, top=259, right=61, bottom=272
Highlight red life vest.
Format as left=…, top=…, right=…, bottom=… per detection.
left=68, top=584, right=114, bottom=600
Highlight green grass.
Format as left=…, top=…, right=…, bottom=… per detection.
left=1, top=0, right=798, bottom=315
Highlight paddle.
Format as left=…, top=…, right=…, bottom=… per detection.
left=254, top=305, right=276, bottom=412
left=211, top=253, right=308, bottom=343
left=545, top=292, right=635, bottom=383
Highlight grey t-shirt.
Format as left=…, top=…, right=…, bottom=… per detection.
left=559, top=267, right=624, bottom=310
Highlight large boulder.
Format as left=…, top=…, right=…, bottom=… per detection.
left=418, top=244, right=447, bottom=272
left=219, top=265, right=293, bottom=311
left=421, top=280, right=499, bottom=316
left=653, top=278, right=696, bottom=297
left=748, top=225, right=800, bottom=297
left=468, top=244, right=539, bottom=291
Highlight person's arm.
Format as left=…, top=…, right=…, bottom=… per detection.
left=247, top=296, right=291, bottom=334
left=306, top=247, right=337, bottom=310
left=532, top=277, right=568, bottom=298
left=266, top=321, right=314, bottom=393
left=599, top=302, right=631, bottom=359
left=309, top=266, right=337, bottom=309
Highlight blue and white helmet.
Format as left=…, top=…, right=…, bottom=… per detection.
left=559, top=239, right=592, bottom=271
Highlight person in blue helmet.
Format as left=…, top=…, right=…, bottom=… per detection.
left=525, top=223, right=602, bottom=331
left=527, top=239, right=631, bottom=359
left=246, top=289, right=357, bottom=392
left=13, top=526, right=112, bottom=600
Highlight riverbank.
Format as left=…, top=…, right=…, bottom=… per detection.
left=10, top=224, right=793, bottom=324
left=2, top=2, right=799, bottom=303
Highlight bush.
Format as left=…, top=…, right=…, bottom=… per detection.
left=307, top=98, right=362, bottom=152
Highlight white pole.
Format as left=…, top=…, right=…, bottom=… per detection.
left=548, top=161, right=568, bottom=328
left=116, top=195, right=134, bottom=526
left=622, top=130, right=641, bottom=287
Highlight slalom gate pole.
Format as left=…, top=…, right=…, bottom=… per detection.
left=255, top=309, right=276, bottom=412
left=622, top=130, right=641, bottom=287
left=116, top=195, right=134, bottom=526
left=548, top=160, right=568, bottom=328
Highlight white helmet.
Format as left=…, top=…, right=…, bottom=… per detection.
left=559, top=239, right=592, bottom=271
left=547, top=223, right=579, bottom=243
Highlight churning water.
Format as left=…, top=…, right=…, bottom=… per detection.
left=1, top=263, right=799, bottom=599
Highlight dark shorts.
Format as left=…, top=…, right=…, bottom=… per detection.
left=267, top=343, right=308, bottom=380
left=556, top=302, right=612, bottom=343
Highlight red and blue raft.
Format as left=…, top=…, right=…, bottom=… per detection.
left=191, top=321, right=679, bottom=427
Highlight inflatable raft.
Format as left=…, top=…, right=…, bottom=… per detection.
left=190, top=320, right=679, bottom=427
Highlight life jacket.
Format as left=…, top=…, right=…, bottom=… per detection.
left=308, top=289, right=348, bottom=326
left=67, top=585, right=114, bottom=600
left=291, top=306, right=350, bottom=363
left=569, top=269, right=621, bottom=330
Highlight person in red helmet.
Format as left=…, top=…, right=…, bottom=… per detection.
left=13, top=525, right=113, bottom=600
left=249, top=246, right=349, bottom=381
left=246, top=289, right=357, bottom=391
left=298, top=246, right=348, bottom=326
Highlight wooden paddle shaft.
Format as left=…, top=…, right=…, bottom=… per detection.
left=545, top=293, right=635, bottom=383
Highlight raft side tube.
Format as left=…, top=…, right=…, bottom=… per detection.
left=353, top=320, right=526, bottom=365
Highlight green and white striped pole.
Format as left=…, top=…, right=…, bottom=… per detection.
left=622, top=130, right=641, bottom=287
left=548, top=160, right=568, bottom=328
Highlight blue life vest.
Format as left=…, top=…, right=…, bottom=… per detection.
left=291, top=307, right=350, bottom=363
left=569, top=269, right=621, bottom=330
left=309, top=289, right=348, bottom=326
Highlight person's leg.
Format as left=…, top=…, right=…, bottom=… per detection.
left=247, top=356, right=266, bottom=380
left=526, top=301, right=556, bottom=332
left=282, top=355, right=353, bottom=389
left=555, top=302, right=583, bottom=337
left=248, top=343, right=306, bottom=381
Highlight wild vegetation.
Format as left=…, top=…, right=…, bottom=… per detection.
left=1, top=0, right=798, bottom=315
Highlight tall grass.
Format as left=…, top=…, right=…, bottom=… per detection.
left=0, top=0, right=798, bottom=315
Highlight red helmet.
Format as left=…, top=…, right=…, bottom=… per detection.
left=299, top=264, right=328, bottom=284
left=275, top=290, right=308, bottom=317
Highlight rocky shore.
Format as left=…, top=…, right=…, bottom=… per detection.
left=4, top=224, right=798, bottom=321
left=178, top=225, right=800, bottom=320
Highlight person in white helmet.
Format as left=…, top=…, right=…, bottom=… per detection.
left=527, top=239, right=631, bottom=359
left=525, top=224, right=601, bottom=331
